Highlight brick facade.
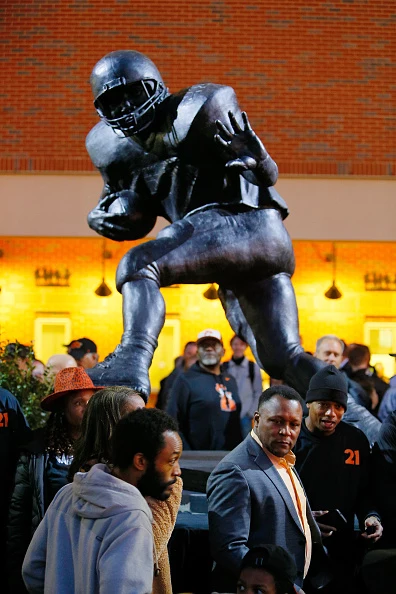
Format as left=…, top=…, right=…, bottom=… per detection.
left=2, top=0, right=395, bottom=175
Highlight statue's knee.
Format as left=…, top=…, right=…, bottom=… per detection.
left=116, top=259, right=160, bottom=292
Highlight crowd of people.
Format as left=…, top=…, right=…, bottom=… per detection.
left=0, top=330, right=395, bottom=593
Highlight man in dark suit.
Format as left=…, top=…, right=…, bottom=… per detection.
left=207, top=385, right=325, bottom=593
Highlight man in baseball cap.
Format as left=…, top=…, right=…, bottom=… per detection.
left=167, top=329, right=242, bottom=450
left=196, top=328, right=223, bottom=345
left=294, top=365, right=382, bottom=592
left=64, top=338, right=99, bottom=370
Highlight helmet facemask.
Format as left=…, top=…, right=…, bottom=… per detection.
left=94, top=79, right=167, bottom=137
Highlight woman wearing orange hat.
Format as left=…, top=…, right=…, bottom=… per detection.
left=7, top=367, right=103, bottom=594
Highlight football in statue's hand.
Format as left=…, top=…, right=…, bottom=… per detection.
left=107, top=190, right=138, bottom=218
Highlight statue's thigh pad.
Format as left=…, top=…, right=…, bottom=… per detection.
left=117, top=209, right=293, bottom=287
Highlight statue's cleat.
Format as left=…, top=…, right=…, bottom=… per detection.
left=86, top=344, right=151, bottom=403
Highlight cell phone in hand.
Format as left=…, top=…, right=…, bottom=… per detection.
left=365, top=525, right=376, bottom=535
left=320, top=509, right=348, bottom=531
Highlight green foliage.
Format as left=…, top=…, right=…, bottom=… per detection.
left=0, top=341, right=53, bottom=429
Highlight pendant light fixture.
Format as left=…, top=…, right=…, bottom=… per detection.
left=325, top=242, right=342, bottom=300
left=203, top=283, right=219, bottom=300
left=95, top=239, right=112, bottom=297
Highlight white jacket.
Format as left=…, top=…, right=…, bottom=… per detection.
left=22, top=463, right=154, bottom=594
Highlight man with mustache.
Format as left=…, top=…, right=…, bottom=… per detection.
left=294, top=365, right=382, bottom=593
left=22, top=408, right=182, bottom=594
left=207, top=385, right=325, bottom=593
left=167, top=329, right=242, bottom=450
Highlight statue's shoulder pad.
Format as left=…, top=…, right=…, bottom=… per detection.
left=85, top=121, right=139, bottom=169
left=166, top=84, right=239, bottom=144
left=178, top=83, right=238, bottom=114
left=188, top=83, right=237, bottom=100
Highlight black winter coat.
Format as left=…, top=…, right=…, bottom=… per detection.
left=7, top=429, right=70, bottom=594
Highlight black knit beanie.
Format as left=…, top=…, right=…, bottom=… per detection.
left=306, top=365, right=348, bottom=410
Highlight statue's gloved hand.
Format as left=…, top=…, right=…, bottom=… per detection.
left=87, top=192, right=150, bottom=242
left=214, top=110, right=269, bottom=172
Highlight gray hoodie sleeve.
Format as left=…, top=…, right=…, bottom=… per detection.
left=23, top=466, right=155, bottom=594
left=22, top=508, right=154, bottom=594
left=98, top=512, right=154, bottom=594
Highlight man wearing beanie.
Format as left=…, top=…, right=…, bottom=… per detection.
left=294, top=365, right=382, bottom=593
left=313, top=334, right=381, bottom=446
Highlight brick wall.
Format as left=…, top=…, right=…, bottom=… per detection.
left=1, top=0, right=394, bottom=175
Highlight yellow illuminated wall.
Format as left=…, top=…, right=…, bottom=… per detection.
left=1, top=237, right=395, bottom=389
left=293, top=241, right=396, bottom=354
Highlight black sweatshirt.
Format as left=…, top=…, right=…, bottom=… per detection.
left=294, top=420, right=377, bottom=531
left=166, top=362, right=242, bottom=450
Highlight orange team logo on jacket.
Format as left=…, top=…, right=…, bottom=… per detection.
left=0, top=412, right=9, bottom=427
left=215, top=383, right=237, bottom=412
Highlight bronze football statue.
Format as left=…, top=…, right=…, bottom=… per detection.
left=86, top=49, right=323, bottom=400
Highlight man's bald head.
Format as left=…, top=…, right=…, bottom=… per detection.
left=314, top=335, right=344, bottom=368
left=46, top=354, right=78, bottom=375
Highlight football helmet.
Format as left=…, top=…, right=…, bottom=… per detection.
left=90, top=50, right=168, bottom=136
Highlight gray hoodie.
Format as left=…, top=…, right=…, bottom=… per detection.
left=22, top=463, right=154, bottom=594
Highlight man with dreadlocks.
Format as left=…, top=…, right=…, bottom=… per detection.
left=6, top=367, right=103, bottom=594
